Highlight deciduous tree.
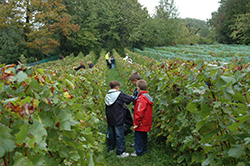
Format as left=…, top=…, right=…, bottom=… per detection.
left=230, top=2, right=250, bottom=44
left=209, top=0, right=249, bottom=44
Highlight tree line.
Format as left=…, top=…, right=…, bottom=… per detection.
left=0, top=0, right=248, bottom=64
left=209, top=0, right=250, bottom=45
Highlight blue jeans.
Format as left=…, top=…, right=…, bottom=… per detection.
left=134, top=131, right=148, bottom=156
left=107, top=125, right=126, bottom=155
left=112, top=63, right=115, bottom=68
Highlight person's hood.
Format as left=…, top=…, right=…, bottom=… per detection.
left=105, top=89, right=121, bottom=106
left=138, top=90, right=153, bottom=104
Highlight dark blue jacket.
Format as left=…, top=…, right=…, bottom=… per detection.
left=132, top=88, right=138, bottom=113
left=105, top=90, right=133, bottom=126
left=111, top=58, right=115, bottom=64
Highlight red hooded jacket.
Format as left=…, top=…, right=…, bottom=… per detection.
left=133, top=90, right=153, bottom=132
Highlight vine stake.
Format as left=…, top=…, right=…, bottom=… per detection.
left=3, top=156, right=8, bottom=166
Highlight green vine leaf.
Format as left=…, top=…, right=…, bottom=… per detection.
left=0, top=124, right=15, bottom=157
left=13, top=152, right=34, bottom=166
left=228, top=115, right=250, bottom=131
left=228, top=144, right=243, bottom=158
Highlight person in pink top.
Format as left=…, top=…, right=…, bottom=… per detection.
left=131, top=80, right=153, bottom=157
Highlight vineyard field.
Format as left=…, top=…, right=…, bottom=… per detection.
left=0, top=51, right=107, bottom=165
left=134, top=44, right=250, bottom=62
left=124, top=45, right=250, bottom=165
left=1, top=44, right=250, bottom=166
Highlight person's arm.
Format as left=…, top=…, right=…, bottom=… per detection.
left=121, top=92, right=134, bottom=105
left=74, top=65, right=85, bottom=70
left=133, top=98, right=147, bottom=128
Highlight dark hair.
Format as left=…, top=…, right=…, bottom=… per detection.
left=109, top=80, right=120, bottom=89
left=129, top=72, right=141, bottom=81
left=136, top=79, right=147, bottom=90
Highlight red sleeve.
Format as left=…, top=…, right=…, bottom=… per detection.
left=134, top=97, right=147, bottom=126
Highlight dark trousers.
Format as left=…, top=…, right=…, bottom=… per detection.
left=124, top=123, right=132, bottom=136
left=106, top=60, right=111, bottom=69
left=134, top=131, right=148, bottom=156
left=107, top=125, right=125, bottom=155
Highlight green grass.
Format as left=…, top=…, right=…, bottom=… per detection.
left=103, top=133, right=179, bottom=166
left=106, top=68, right=129, bottom=93
left=100, top=67, right=179, bottom=166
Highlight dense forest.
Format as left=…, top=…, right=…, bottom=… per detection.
left=0, top=0, right=249, bottom=64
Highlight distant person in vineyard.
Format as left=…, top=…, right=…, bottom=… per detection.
left=127, top=57, right=133, bottom=64
left=105, top=80, right=134, bottom=158
left=105, top=52, right=111, bottom=69
left=60, top=55, right=64, bottom=60
left=87, top=61, right=94, bottom=68
left=110, top=56, right=116, bottom=68
left=123, top=53, right=133, bottom=64
left=73, top=61, right=85, bottom=71
left=128, top=71, right=142, bottom=147
left=131, top=80, right=153, bottom=157
left=123, top=53, right=129, bottom=61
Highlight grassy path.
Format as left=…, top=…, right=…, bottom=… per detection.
left=105, top=68, right=129, bottom=93
left=102, top=68, right=179, bottom=166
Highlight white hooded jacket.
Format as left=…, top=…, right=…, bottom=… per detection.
left=105, top=89, right=121, bottom=106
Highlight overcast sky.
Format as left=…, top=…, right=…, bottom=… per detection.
left=138, top=0, right=220, bottom=21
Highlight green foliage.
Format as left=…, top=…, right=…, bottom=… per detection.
left=0, top=25, right=24, bottom=64
left=0, top=0, right=222, bottom=64
left=0, top=124, right=15, bottom=158
left=63, top=0, right=149, bottom=53
left=230, top=2, right=250, bottom=44
left=122, top=47, right=250, bottom=165
left=152, top=0, right=179, bottom=46
left=209, top=0, right=250, bottom=44
left=77, top=51, right=84, bottom=58
left=0, top=51, right=107, bottom=165
left=155, top=0, right=178, bottom=19
left=19, top=55, right=27, bottom=64
left=0, top=0, right=79, bottom=63
left=174, top=18, right=215, bottom=45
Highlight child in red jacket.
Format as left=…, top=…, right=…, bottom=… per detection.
left=131, top=80, right=153, bottom=157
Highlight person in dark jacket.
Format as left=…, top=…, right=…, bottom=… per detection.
left=87, top=61, right=94, bottom=68
left=105, top=80, right=133, bottom=158
left=73, top=61, right=85, bottom=71
left=110, top=56, right=116, bottom=68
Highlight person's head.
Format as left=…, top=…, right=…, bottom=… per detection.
left=136, top=80, right=147, bottom=93
left=109, top=80, right=120, bottom=90
left=129, top=72, right=142, bottom=86
left=80, top=61, right=84, bottom=66
left=87, top=61, right=92, bottom=65
left=126, top=53, right=128, bottom=56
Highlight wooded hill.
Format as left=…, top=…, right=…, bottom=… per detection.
left=0, top=0, right=249, bottom=64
